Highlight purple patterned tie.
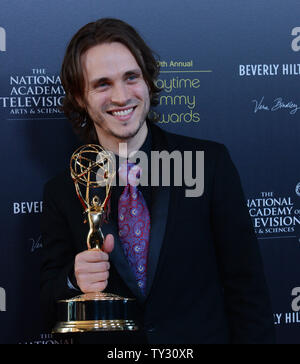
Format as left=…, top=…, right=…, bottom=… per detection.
left=118, top=162, right=150, bottom=295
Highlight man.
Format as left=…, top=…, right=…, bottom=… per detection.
left=40, top=18, right=275, bottom=344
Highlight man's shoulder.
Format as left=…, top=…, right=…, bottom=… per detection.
left=44, top=168, right=73, bottom=196
left=160, top=126, right=227, bottom=154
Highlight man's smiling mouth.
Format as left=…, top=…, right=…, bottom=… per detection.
left=106, top=105, right=138, bottom=121
left=111, top=107, right=134, bottom=117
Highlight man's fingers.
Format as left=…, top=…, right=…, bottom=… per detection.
left=91, top=271, right=109, bottom=283
left=74, top=235, right=114, bottom=293
left=80, top=280, right=108, bottom=293
left=78, top=261, right=110, bottom=274
left=78, top=271, right=109, bottom=284
left=77, top=249, right=109, bottom=263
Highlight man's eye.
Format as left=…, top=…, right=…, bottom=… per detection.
left=127, top=74, right=138, bottom=81
left=98, top=82, right=108, bottom=87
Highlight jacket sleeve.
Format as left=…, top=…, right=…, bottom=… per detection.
left=40, top=180, right=80, bottom=331
left=210, top=144, right=275, bottom=344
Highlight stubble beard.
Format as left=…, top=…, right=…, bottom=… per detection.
left=110, top=117, right=146, bottom=141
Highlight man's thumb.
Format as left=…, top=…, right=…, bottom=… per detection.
left=103, top=234, right=114, bottom=254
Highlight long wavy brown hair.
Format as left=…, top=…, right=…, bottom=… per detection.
left=60, top=18, right=161, bottom=143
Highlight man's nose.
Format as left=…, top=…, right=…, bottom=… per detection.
left=111, top=83, right=128, bottom=105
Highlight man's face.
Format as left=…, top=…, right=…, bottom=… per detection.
left=80, top=42, right=151, bottom=144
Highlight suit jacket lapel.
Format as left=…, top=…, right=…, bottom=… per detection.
left=144, top=123, right=176, bottom=297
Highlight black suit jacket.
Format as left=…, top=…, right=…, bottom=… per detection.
left=40, top=123, right=275, bottom=344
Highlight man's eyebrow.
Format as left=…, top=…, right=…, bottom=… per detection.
left=89, top=77, right=110, bottom=87
left=124, top=68, right=142, bottom=76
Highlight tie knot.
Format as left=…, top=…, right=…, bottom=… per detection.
left=118, top=162, right=141, bottom=187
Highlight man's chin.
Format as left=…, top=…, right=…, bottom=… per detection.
left=111, top=129, right=139, bottom=141
left=111, top=121, right=145, bottom=141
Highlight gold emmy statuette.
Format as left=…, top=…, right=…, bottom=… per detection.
left=52, top=145, right=138, bottom=334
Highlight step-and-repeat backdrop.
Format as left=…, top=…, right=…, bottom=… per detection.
left=0, top=0, right=299, bottom=344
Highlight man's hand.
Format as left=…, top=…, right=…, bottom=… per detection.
left=74, top=234, right=114, bottom=293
